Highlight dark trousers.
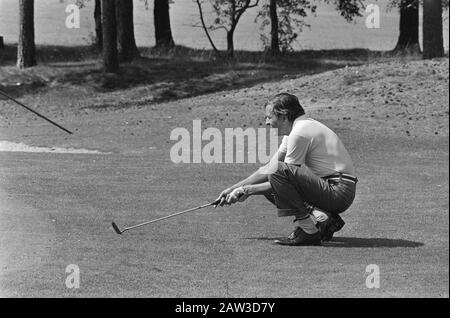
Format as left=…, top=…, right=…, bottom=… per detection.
left=266, top=162, right=356, bottom=219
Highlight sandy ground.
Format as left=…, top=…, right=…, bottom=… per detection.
left=0, top=58, right=448, bottom=297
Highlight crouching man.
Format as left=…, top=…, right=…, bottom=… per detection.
left=216, top=93, right=357, bottom=246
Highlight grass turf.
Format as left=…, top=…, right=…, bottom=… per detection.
left=0, top=130, right=447, bottom=297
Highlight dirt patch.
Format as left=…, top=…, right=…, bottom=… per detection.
left=0, top=140, right=110, bottom=154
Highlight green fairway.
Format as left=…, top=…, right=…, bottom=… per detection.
left=0, top=132, right=447, bottom=297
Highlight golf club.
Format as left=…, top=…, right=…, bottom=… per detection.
left=0, top=88, right=73, bottom=135
left=112, top=199, right=221, bottom=235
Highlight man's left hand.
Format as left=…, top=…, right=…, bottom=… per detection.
left=226, top=186, right=249, bottom=204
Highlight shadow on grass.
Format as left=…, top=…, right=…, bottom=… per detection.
left=0, top=43, right=98, bottom=64
left=243, top=236, right=424, bottom=248
left=0, top=43, right=386, bottom=65
left=322, top=237, right=424, bottom=248
left=0, top=44, right=409, bottom=109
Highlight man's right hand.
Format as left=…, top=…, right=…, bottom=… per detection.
left=215, top=188, right=234, bottom=207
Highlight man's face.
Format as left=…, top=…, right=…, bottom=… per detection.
left=265, top=104, right=290, bottom=135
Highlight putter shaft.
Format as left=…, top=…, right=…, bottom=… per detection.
left=112, top=200, right=219, bottom=234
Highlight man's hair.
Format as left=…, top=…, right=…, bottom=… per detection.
left=266, top=93, right=305, bottom=122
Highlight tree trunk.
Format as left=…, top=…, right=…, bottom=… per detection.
left=94, top=0, right=102, bottom=52
left=154, top=0, right=175, bottom=48
left=394, top=0, right=420, bottom=53
left=116, top=0, right=139, bottom=61
left=102, top=0, right=119, bottom=72
left=269, top=0, right=280, bottom=55
left=227, top=29, right=235, bottom=58
left=423, top=0, right=444, bottom=59
left=17, top=0, right=36, bottom=68
left=226, top=1, right=237, bottom=58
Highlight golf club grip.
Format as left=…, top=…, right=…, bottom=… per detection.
left=213, top=189, right=244, bottom=208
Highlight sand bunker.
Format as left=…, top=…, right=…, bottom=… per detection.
left=0, top=141, right=110, bottom=154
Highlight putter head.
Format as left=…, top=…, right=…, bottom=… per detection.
left=111, top=222, right=123, bottom=235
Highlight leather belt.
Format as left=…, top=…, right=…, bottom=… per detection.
left=324, top=173, right=358, bottom=183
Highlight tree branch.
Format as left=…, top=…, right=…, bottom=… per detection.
left=236, top=0, right=260, bottom=15
left=194, top=0, right=220, bottom=53
left=235, top=0, right=259, bottom=24
left=209, top=25, right=229, bottom=32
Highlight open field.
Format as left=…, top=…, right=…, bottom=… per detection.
left=0, top=50, right=448, bottom=297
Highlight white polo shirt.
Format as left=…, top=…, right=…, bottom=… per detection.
left=279, top=116, right=355, bottom=177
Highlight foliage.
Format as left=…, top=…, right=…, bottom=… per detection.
left=387, top=0, right=449, bottom=11
left=256, top=0, right=365, bottom=53
left=75, top=0, right=87, bottom=9
left=323, top=0, right=365, bottom=22
left=193, top=0, right=260, bottom=57
left=257, top=0, right=316, bottom=52
left=208, top=0, right=260, bottom=32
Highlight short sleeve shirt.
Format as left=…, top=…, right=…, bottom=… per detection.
left=278, top=116, right=355, bottom=177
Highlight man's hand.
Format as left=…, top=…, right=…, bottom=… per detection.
left=215, top=188, right=234, bottom=207
left=226, top=186, right=249, bottom=205
left=216, top=186, right=249, bottom=206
